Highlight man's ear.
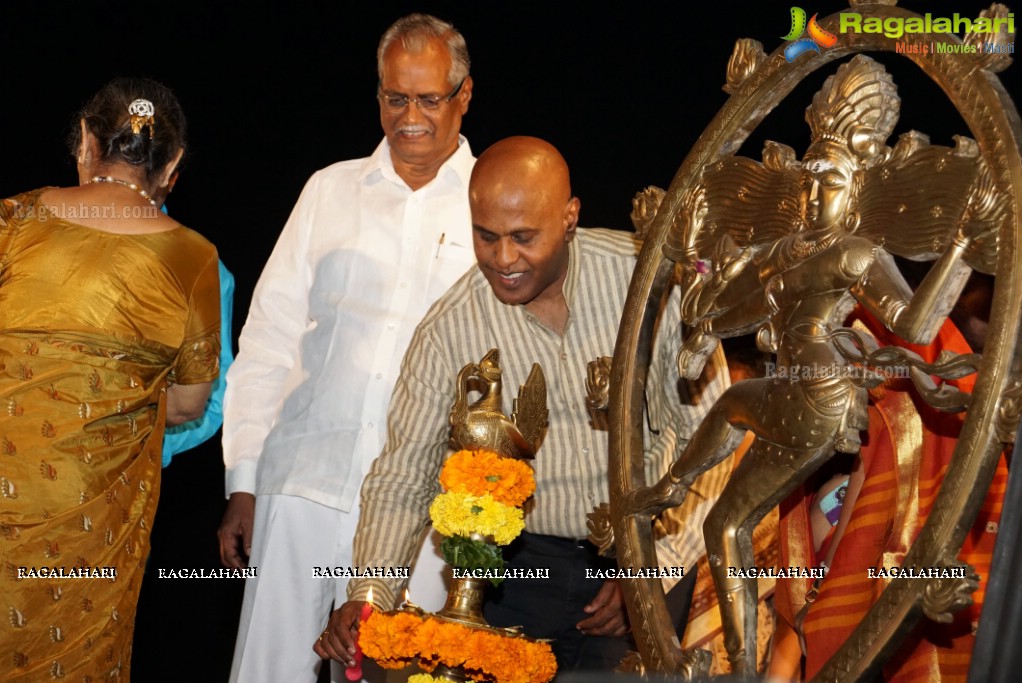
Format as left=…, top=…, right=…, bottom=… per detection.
left=563, top=196, right=581, bottom=241
left=457, top=76, right=473, bottom=115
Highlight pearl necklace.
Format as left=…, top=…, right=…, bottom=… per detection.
left=87, top=176, right=157, bottom=207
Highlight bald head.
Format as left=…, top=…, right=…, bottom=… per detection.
left=470, top=136, right=572, bottom=209
left=469, top=137, right=580, bottom=317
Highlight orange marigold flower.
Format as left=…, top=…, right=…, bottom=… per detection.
left=359, top=611, right=420, bottom=667
left=440, top=449, right=536, bottom=507
left=517, top=640, right=558, bottom=683
left=433, top=621, right=469, bottom=667
left=361, top=610, right=556, bottom=683
left=374, top=657, right=412, bottom=670
left=463, top=630, right=493, bottom=667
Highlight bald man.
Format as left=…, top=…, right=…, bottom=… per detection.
left=319, top=137, right=729, bottom=672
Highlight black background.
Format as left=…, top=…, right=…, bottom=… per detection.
left=0, top=1, right=1013, bottom=680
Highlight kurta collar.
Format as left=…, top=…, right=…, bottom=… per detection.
left=359, top=135, right=474, bottom=189
left=561, top=232, right=583, bottom=315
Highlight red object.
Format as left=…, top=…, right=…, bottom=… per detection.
left=344, top=601, right=373, bottom=681
left=775, top=311, right=1007, bottom=682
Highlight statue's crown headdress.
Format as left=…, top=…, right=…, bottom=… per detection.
left=806, top=55, right=899, bottom=167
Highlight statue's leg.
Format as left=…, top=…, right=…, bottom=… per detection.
left=622, top=405, right=742, bottom=516
left=622, top=381, right=767, bottom=517
left=704, top=439, right=834, bottom=676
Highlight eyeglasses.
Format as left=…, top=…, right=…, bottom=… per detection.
left=377, top=78, right=466, bottom=111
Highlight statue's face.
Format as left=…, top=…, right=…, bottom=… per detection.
left=799, top=145, right=857, bottom=232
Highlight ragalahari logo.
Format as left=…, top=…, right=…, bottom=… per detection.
left=783, top=7, right=839, bottom=62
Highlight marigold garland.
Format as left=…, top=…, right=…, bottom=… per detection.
left=429, top=491, right=525, bottom=545
left=440, top=449, right=536, bottom=507
left=365, top=448, right=552, bottom=681
left=360, top=610, right=557, bottom=683
left=358, top=610, right=420, bottom=669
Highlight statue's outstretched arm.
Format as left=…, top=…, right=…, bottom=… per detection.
left=854, top=234, right=972, bottom=345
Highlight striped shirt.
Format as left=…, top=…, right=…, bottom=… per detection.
left=350, top=228, right=729, bottom=607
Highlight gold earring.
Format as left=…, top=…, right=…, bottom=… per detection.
left=844, top=210, right=861, bottom=232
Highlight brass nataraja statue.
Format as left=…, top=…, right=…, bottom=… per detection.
left=626, top=52, right=998, bottom=675
left=590, top=2, right=1021, bottom=680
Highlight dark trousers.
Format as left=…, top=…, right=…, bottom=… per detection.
left=483, top=532, right=697, bottom=674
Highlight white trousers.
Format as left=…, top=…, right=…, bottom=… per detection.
left=229, top=494, right=447, bottom=683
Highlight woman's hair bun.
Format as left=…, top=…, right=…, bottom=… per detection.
left=68, top=78, right=187, bottom=181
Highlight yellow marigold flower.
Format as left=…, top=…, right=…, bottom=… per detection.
left=429, top=492, right=525, bottom=545
left=407, top=675, right=440, bottom=683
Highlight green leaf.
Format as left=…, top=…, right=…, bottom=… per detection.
left=440, top=535, right=507, bottom=586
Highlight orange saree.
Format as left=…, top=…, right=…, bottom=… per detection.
left=775, top=309, right=1006, bottom=681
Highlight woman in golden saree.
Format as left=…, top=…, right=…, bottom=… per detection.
left=0, top=77, right=220, bottom=680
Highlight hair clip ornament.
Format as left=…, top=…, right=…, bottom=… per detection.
left=128, top=98, right=155, bottom=138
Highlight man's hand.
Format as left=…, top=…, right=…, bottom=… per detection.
left=218, top=492, right=255, bottom=567
left=314, top=601, right=366, bottom=666
left=576, top=579, right=629, bottom=637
